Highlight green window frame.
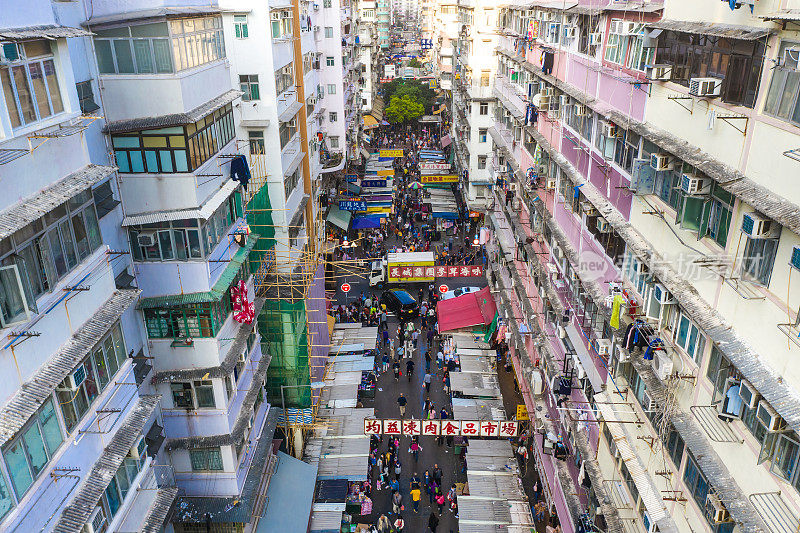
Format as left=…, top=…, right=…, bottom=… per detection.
left=239, top=74, right=260, bottom=101
left=190, top=447, right=224, bottom=471
left=144, top=303, right=220, bottom=339
left=234, top=15, right=249, bottom=39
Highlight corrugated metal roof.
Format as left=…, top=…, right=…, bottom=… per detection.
left=84, top=6, right=222, bottom=27
left=760, top=9, right=800, bottom=21
left=104, top=90, right=242, bottom=134
left=0, top=24, right=92, bottom=39
left=0, top=164, right=115, bottom=241
left=648, top=19, right=772, bottom=40
left=137, top=235, right=258, bottom=309
left=604, top=1, right=664, bottom=12
left=279, top=100, right=304, bottom=123
left=140, top=486, right=179, bottom=533
left=0, top=290, right=140, bottom=446
left=121, top=180, right=239, bottom=226
left=165, top=349, right=272, bottom=450
left=54, top=395, right=161, bottom=533
left=152, top=297, right=266, bottom=383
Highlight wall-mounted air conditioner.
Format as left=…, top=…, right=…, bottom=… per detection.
left=645, top=64, right=672, bottom=81
left=650, top=153, right=673, bottom=171
left=596, top=217, right=611, bottom=233
left=738, top=379, right=759, bottom=409
left=741, top=212, right=779, bottom=239
left=651, top=351, right=673, bottom=381
left=688, top=77, right=723, bottom=97
left=680, top=173, right=711, bottom=195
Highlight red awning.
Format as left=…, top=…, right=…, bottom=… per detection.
left=436, top=286, right=497, bottom=332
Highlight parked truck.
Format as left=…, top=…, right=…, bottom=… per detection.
left=369, top=252, right=435, bottom=288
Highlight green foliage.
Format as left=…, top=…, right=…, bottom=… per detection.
left=383, top=79, right=437, bottom=113
left=407, top=58, right=423, bottom=68
left=384, top=94, right=425, bottom=124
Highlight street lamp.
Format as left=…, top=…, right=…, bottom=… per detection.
left=280, top=382, right=326, bottom=451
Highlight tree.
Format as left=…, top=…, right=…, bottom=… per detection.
left=383, top=79, right=437, bottom=113
left=407, top=58, right=423, bottom=68
left=384, top=94, right=424, bottom=124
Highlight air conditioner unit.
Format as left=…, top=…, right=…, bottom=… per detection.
left=650, top=153, right=673, bottom=171
left=128, top=435, right=147, bottom=460
left=582, top=202, right=598, bottom=217
left=84, top=506, right=107, bottom=533
left=559, top=95, right=571, bottom=108
left=595, top=338, right=612, bottom=356
left=792, top=246, right=800, bottom=271
left=757, top=400, right=785, bottom=432
left=546, top=177, right=557, bottom=189
left=542, top=87, right=554, bottom=96
left=645, top=64, right=672, bottom=81
left=680, top=173, right=711, bottom=195
left=538, top=95, right=551, bottom=108
left=288, top=118, right=297, bottom=128
left=688, top=77, right=723, bottom=98
left=563, top=26, right=577, bottom=39
left=601, top=121, right=616, bottom=138
left=571, top=352, right=587, bottom=380
left=642, top=390, right=658, bottom=412
left=137, top=231, right=157, bottom=247
left=596, top=217, right=611, bottom=233
left=652, top=351, right=674, bottom=381
left=589, top=32, right=602, bottom=46
left=574, top=104, right=588, bottom=116
left=58, top=366, right=87, bottom=391
left=706, top=494, right=730, bottom=524
left=652, top=283, right=675, bottom=304
left=782, top=47, right=800, bottom=69
left=741, top=212, right=779, bottom=239
left=738, top=379, right=760, bottom=410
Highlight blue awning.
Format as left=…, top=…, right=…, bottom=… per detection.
left=353, top=215, right=384, bottom=229
left=432, top=211, right=459, bottom=220
left=258, top=452, right=317, bottom=533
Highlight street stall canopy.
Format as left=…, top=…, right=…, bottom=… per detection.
left=437, top=287, right=497, bottom=332
left=352, top=214, right=384, bottom=229
left=326, top=206, right=352, bottom=231
left=362, top=114, right=380, bottom=130
left=258, top=451, right=317, bottom=533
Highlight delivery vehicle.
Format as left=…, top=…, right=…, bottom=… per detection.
left=440, top=286, right=483, bottom=301
left=380, top=290, right=419, bottom=318
left=369, top=251, right=435, bottom=288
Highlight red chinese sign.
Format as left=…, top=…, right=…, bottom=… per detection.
left=388, top=265, right=484, bottom=279
left=364, top=419, right=517, bottom=437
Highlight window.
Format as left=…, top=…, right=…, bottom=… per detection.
left=303, top=52, right=314, bottom=74
left=3, top=400, right=63, bottom=498
left=271, top=10, right=293, bottom=39
left=741, top=234, right=780, bottom=287
left=75, top=80, right=99, bottom=114
left=329, top=111, right=338, bottom=122
left=706, top=345, right=732, bottom=399
left=144, top=296, right=238, bottom=340
left=604, top=21, right=652, bottom=71
left=663, top=426, right=685, bottom=468
left=104, top=456, right=146, bottom=519
left=285, top=168, right=301, bottom=200
left=234, top=14, right=248, bottom=38
left=275, top=63, right=295, bottom=96
left=112, top=104, right=234, bottom=173
left=683, top=454, right=735, bottom=533
left=239, top=74, right=260, bottom=101
left=671, top=311, right=706, bottom=363
left=324, top=0, right=332, bottom=6
left=576, top=14, right=600, bottom=56
left=480, top=70, right=490, bottom=87
left=279, top=116, right=298, bottom=149
left=330, top=136, right=340, bottom=149
left=479, top=102, right=488, bottom=115
left=613, top=130, right=639, bottom=174
left=190, top=447, right=224, bottom=471
left=57, top=325, right=127, bottom=432
left=249, top=130, right=265, bottom=154
left=325, top=27, right=334, bottom=38
left=93, top=180, right=119, bottom=219
left=327, top=83, right=336, bottom=94
left=326, top=56, right=335, bottom=67
left=1, top=40, right=64, bottom=128
left=0, top=471, right=13, bottom=522
left=478, top=128, right=487, bottom=142
left=0, top=189, right=103, bottom=316
left=194, top=380, right=216, bottom=407
left=478, top=156, right=487, bottom=169
left=705, top=185, right=734, bottom=247
left=655, top=30, right=766, bottom=108
left=765, top=41, right=800, bottom=126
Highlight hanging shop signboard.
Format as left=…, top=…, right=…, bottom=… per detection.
left=379, top=149, right=404, bottom=157
left=362, top=179, right=388, bottom=188
left=420, top=175, right=459, bottom=183
left=376, top=169, right=395, bottom=176
left=364, top=418, right=518, bottom=437
left=419, top=162, right=451, bottom=171
left=339, top=199, right=367, bottom=211
left=345, top=173, right=359, bottom=182
left=389, top=265, right=484, bottom=278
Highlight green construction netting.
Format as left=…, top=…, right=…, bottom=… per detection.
left=247, top=183, right=312, bottom=408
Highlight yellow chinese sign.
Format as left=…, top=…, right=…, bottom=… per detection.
left=380, top=149, right=404, bottom=157
left=420, top=174, right=459, bottom=183
left=377, top=169, right=395, bottom=176
left=516, top=404, right=529, bottom=421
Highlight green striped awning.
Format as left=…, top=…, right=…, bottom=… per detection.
left=326, top=206, right=352, bottom=231
left=138, top=235, right=259, bottom=309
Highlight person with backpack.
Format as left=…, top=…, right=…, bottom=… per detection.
left=393, top=360, right=401, bottom=382
left=435, top=489, right=445, bottom=515
left=406, top=359, right=414, bottom=382
left=409, top=438, right=422, bottom=461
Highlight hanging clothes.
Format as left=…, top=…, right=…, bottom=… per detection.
left=610, top=294, right=625, bottom=329
left=542, top=51, right=554, bottom=75
left=230, top=155, right=251, bottom=191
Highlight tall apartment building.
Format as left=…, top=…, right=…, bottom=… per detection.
left=377, top=0, right=392, bottom=49
left=0, top=0, right=356, bottom=530
left=444, top=0, right=800, bottom=531
left=356, top=0, right=379, bottom=113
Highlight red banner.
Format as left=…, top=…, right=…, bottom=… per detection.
left=364, top=418, right=518, bottom=437
left=388, top=265, right=484, bottom=278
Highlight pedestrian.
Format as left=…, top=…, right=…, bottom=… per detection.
left=397, top=393, right=407, bottom=417
left=409, top=439, right=422, bottom=461
left=427, top=511, right=439, bottom=532
left=436, top=349, right=444, bottom=370
left=382, top=353, right=390, bottom=373
left=443, top=371, right=451, bottom=395
left=393, top=517, right=405, bottom=532
left=394, top=459, right=402, bottom=480
left=392, top=489, right=402, bottom=514
left=424, top=372, right=432, bottom=394
left=389, top=477, right=399, bottom=493
left=406, top=359, right=415, bottom=382
left=432, top=463, right=443, bottom=486
left=534, top=501, right=546, bottom=523
left=410, top=485, right=421, bottom=513
left=425, top=351, right=432, bottom=373
left=532, top=480, right=541, bottom=504
left=382, top=328, right=389, bottom=346
left=377, top=514, right=390, bottom=533
left=393, top=360, right=400, bottom=381
left=435, top=490, right=445, bottom=515
left=412, top=328, right=419, bottom=348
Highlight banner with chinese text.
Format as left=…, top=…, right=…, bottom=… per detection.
left=339, top=199, right=367, bottom=211
left=379, top=149, right=404, bottom=157
left=389, top=265, right=484, bottom=278
left=420, top=162, right=451, bottom=171
left=420, top=175, right=459, bottom=183
left=364, top=419, right=518, bottom=438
